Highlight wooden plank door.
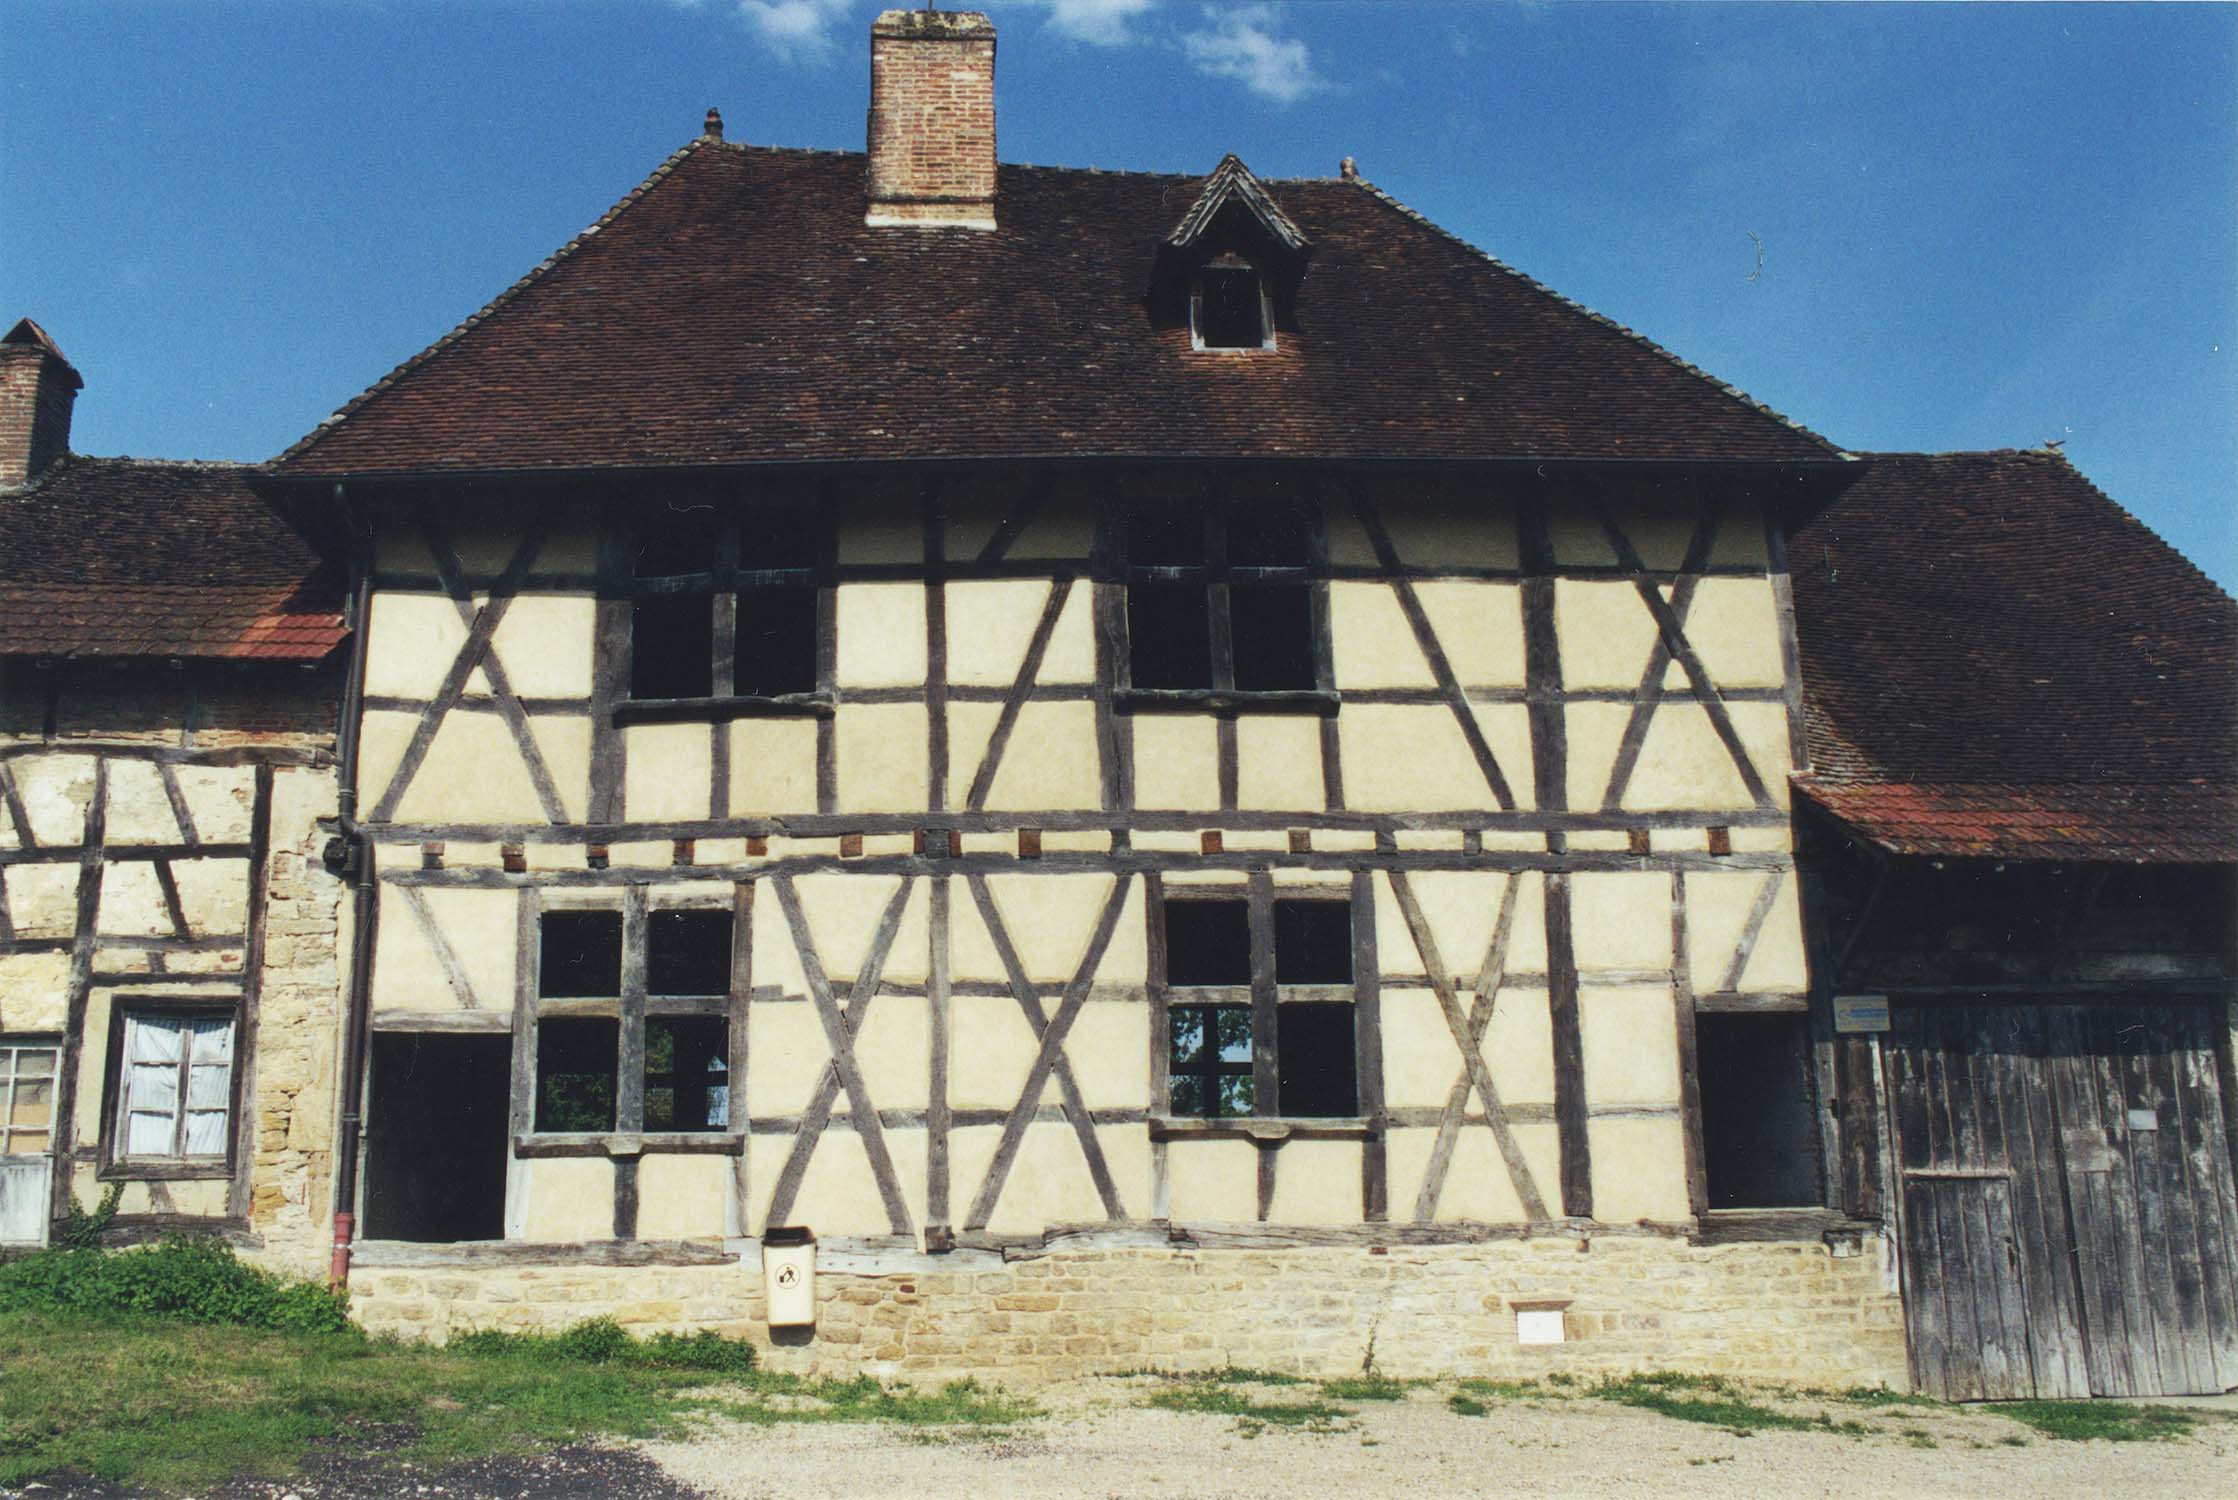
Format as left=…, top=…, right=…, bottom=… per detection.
left=2047, top=1005, right=2238, bottom=1396
left=1897, top=1174, right=2036, bottom=1400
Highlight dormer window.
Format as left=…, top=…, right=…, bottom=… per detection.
left=1161, top=154, right=1310, bottom=357
left=1194, top=258, right=1271, bottom=351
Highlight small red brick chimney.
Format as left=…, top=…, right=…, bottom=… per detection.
left=866, top=9, right=997, bottom=231
left=0, top=318, right=82, bottom=489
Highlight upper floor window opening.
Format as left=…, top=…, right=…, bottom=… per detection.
left=1122, top=500, right=1323, bottom=700
left=1192, top=257, right=1273, bottom=352
left=1161, top=889, right=1357, bottom=1122
left=627, top=504, right=823, bottom=708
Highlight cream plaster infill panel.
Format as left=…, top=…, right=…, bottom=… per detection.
left=1589, top=1115, right=1690, bottom=1222
left=973, top=701, right=1103, bottom=814
left=0, top=951, right=70, bottom=1031
left=519, top=1157, right=617, bottom=1243
left=635, top=1152, right=731, bottom=1241
left=387, top=713, right=551, bottom=826
left=1329, top=582, right=1436, bottom=690
left=959, top=874, right=1140, bottom=987
left=166, top=857, right=251, bottom=936
left=745, top=1001, right=830, bottom=1119
left=834, top=508, right=923, bottom=566
left=1164, top=1137, right=1259, bottom=1224
left=3, top=866, right=78, bottom=941
left=1378, top=986, right=1555, bottom=1113
left=364, top=592, right=470, bottom=700
left=1375, top=494, right=1522, bottom=571
left=944, top=994, right=1042, bottom=1111
left=1234, top=715, right=1325, bottom=814
left=1709, top=506, right=1771, bottom=570
left=1414, top=580, right=1527, bottom=688
left=624, top=722, right=713, bottom=824
left=1340, top=705, right=1497, bottom=814
left=1372, top=870, right=1511, bottom=983
left=1129, top=716, right=1219, bottom=811
left=848, top=996, right=931, bottom=1112
left=487, top=595, right=598, bottom=698
left=946, top=580, right=1095, bottom=686
left=1577, top=985, right=1682, bottom=1106
left=835, top=583, right=928, bottom=690
left=1554, top=580, right=1661, bottom=691
left=1570, top=872, right=1673, bottom=974
left=172, top=765, right=258, bottom=844
left=792, top=1126, right=925, bottom=1238
left=1265, top=1139, right=1363, bottom=1225
left=102, top=762, right=185, bottom=845
left=979, top=1119, right=1133, bottom=1235
left=730, top=718, right=818, bottom=818
left=12, top=756, right=95, bottom=847
left=1057, top=999, right=1149, bottom=1110
left=835, top=704, right=929, bottom=814
left=525, top=716, right=591, bottom=825
left=371, top=885, right=518, bottom=1016
left=788, top=873, right=926, bottom=988
left=1676, top=578, right=1787, bottom=690
left=1684, top=871, right=1807, bottom=994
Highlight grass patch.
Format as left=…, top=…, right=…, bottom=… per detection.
left=707, top=1373, right=1036, bottom=1429
left=1826, top=1385, right=1950, bottom=1411
left=0, top=1236, right=351, bottom=1334
left=1320, top=1373, right=1413, bottom=1402
left=1595, top=1372, right=1823, bottom=1438
left=1457, top=1376, right=1574, bottom=1401
left=1990, top=1400, right=2196, bottom=1444
left=1144, top=1382, right=1350, bottom=1432
left=1447, top=1393, right=1489, bottom=1418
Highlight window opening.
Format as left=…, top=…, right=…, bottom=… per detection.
left=1123, top=503, right=1322, bottom=698
left=0, top=1043, right=57, bottom=1156
left=645, top=1017, right=730, bottom=1131
left=535, top=1017, right=618, bottom=1133
left=115, top=1011, right=234, bottom=1160
left=363, top=1032, right=508, bottom=1242
left=626, top=505, right=822, bottom=705
left=531, top=907, right=735, bottom=1137
left=1161, top=892, right=1358, bottom=1120
left=1196, top=265, right=1269, bottom=350
left=1697, top=1013, right=1819, bottom=1208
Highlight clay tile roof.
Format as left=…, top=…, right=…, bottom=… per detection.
left=0, top=456, right=345, bottom=661
left=271, top=140, right=1839, bottom=479
left=1791, top=449, right=2236, bottom=862
left=1167, top=154, right=1310, bottom=257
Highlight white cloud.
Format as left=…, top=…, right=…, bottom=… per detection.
left=729, top=0, right=855, bottom=64
left=1024, top=0, right=1161, bottom=47
left=1179, top=3, right=1324, bottom=104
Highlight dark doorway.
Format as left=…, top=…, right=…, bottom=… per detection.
left=1697, top=1012, right=1820, bottom=1209
left=362, top=1032, right=509, bottom=1242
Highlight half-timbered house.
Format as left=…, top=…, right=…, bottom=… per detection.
left=3, top=10, right=2230, bottom=1394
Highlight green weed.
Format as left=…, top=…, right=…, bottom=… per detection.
left=1595, top=1372, right=1823, bottom=1437
left=1320, top=1373, right=1413, bottom=1402
left=1144, top=1382, right=1350, bottom=1432
left=1989, top=1401, right=2195, bottom=1444
left=1447, top=1393, right=1489, bottom=1417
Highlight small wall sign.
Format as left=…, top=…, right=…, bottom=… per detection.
left=1833, top=994, right=1890, bottom=1034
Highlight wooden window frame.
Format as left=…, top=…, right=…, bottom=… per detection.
left=0, top=1037, right=60, bottom=1158
left=1114, top=501, right=1338, bottom=716
left=98, top=1000, right=242, bottom=1182
left=611, top=505, right=833, bottom=725
left=1152, top=878, right=1362, bottom=1129
left=519, top=891, right=742, bottom=1155
left=1189, top=257, right=1276, bottom=353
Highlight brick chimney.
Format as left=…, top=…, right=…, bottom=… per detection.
left=866, top=9, right=997, bottom=231
left=0, top=318, right=81, bottom=489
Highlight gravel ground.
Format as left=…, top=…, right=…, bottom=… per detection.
left=644, top=1377, right=2238, bottom=1500
left=5, top=1443, right=704, bottom=1500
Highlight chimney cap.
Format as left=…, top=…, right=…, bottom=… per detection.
left=871, top=8, right=994, bottom=41
left=704, top=106, right=724, bottom=140
left=2, top=318, right=83, bottom=390
left=1339, top=157, right=1359, bottom=181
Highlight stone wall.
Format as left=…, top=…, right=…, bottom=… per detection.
left=350, top=1233, right=1909, bottom=1389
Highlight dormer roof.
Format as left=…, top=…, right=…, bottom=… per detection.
left=1165, top=154, right=1311, bottom=262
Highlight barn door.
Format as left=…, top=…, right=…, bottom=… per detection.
left=0, top=1041, right=60, bottom=1246
left=2043, top=1006, right=2238, bottom=1397
left=1889, top=1003, right=2238, bottom=1400
left=1886, top=1006, right=2083, bottom=1399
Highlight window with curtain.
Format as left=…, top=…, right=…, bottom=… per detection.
left=115, top=1011, right=235, bottom=1161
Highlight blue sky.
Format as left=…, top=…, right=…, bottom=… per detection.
left=5, top=1, right=2232, bottom=584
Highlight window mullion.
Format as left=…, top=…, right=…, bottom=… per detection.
left=1247, top=874, right=1279, bottom=1117
left=171, top=1023, right=194, bottom=1159
left=617, top=886, right=649, bottom=1134
left=1206, top=509, right=1236, bottom=692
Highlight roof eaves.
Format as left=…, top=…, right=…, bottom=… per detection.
left=271, top=132, right=723, bottom=473
left=1344, top=177, right=1847, bottom=461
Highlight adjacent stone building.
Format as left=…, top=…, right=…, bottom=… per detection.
left=3, top=12, right=2231, bottom=1398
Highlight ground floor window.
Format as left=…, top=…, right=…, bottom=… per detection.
left=1696, top=1011, right=1819, bottom=1208
left=531, top=900, right=733, bottom=1137
left=1162, top=887, right=1357, bottom=1120
left=108, top=1008, right=235, bottom=1166
left=0, top=1041, right=57, bottom=1157
left=363, top=1032, right=509, bottom=1242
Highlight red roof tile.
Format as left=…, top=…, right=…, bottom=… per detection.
left=1791, top=450, right=2236, bottom=862
left=0, top=457, right=344, bottom=661
left=272, top=140, right=1838, bottom=479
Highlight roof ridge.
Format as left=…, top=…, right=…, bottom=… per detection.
left=1344, top=176, right=1846, bottom=461
left=273, top=134, right=719, bottom=471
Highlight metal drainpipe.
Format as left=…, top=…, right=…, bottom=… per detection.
left=327, top=490, right=379, bottom=1289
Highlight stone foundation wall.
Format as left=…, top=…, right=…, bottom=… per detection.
left=350, top=1234, right=1909, bottom=1389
